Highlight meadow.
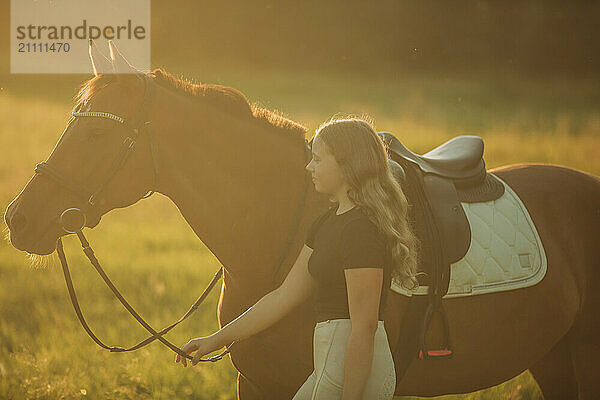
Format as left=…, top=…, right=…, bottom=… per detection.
left=1, top=66, right=598, bottom=399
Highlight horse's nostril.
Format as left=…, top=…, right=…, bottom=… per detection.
left=9, top=212, right=27, bottom=233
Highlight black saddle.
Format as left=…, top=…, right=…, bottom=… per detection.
left=380, top=132, right=486, bottom=186
left=377, top=131, right=505, bottom=374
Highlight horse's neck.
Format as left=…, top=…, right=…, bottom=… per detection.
left=152, top=88, right=311, bottom=289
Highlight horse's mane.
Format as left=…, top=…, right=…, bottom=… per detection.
left=74, top=67, right=308, bottom=142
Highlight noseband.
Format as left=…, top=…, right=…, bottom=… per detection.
left=33, top=71, right=313, bottom=363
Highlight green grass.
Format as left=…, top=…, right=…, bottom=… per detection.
left=0, top=193, right=236, bottom=399
left=1, top=67, right=596, bottom=399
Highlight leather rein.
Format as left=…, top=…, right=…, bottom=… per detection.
left=33, top=72, right=313, bottom=362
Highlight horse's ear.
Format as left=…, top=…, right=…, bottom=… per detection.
left=88, top=39, right=113, bottom=76
left=107, top=39, right=137, bottom=74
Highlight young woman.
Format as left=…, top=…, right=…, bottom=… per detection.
left=175, top=116, right=421, bottom=400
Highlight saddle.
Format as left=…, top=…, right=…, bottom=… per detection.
left=377, top=132, right=504, bottom=373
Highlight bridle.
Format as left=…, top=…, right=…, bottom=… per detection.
left=33, top=71, right=313, bottom=362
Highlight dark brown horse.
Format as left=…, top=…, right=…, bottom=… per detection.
left=4, top=41, right=600, bottom=399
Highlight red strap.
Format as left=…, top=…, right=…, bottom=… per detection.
left=427, top=349, right=452, bottom=356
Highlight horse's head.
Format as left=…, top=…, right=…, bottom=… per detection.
left=4, top=40, right=159, bottom=255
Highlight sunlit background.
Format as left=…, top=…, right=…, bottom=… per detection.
left=1, top=1, right=598, bottom=398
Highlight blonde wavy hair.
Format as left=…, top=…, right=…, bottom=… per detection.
left=315, top=114, right=423, bottom=291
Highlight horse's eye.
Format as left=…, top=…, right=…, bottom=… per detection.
left=86, top=128, right=107, bottom=141
left=90, top=128, right=106, bottom=135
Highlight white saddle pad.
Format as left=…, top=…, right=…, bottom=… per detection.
left=391, top=172, right=548, bottom=298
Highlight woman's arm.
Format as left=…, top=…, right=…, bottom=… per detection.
left=211, top=244, right=317, bottom=348
left=342, top=267, right=383, bottom=400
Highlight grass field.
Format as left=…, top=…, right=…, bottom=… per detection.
left=1, top=67, right=598, bottom=399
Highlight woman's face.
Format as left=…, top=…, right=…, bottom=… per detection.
left=305, top=135, right=347, bottom=195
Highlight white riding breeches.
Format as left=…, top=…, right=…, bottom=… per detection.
left=291, top=319, right=396, bottom=400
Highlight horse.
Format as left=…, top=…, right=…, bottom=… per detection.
left=4, top=39, right=600, bottom=399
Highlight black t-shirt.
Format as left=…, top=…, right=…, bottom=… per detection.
left=305, top=205, right=392, bottom=322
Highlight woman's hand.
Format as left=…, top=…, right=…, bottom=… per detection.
left=175, top=335, right=221, bottom=367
